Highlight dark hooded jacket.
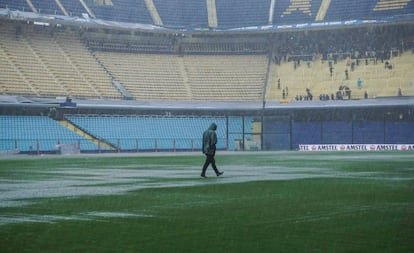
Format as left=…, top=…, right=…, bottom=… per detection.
left=202, top=123, right=217, bottom=155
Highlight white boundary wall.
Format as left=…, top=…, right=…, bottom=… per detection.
left=299, top=144, right=414, bottom=152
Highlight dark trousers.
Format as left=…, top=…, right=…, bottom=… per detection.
left=201, top=154, right=220, bottom=175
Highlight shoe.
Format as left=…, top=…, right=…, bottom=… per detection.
left=216, top=171, right=224, bottom=177
left=201, top=174, right=207, bottom=178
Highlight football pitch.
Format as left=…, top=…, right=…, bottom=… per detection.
left=0, top=151, right=413, bottom=253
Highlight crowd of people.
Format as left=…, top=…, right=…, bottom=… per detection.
left=272, top=25, right=411, bottom=64
left=272, top=25, right=413, bottom=101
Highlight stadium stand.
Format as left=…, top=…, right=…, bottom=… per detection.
left=215, top=0, right=270, bottom=28
left=94, top=52, right=189, bottom=101
left=66, top=115, right=229, bottom=150
left=65, top=115, right=257, bottom=151
left=153, top=0, right=208, bottom=28
left=274, top=0, right=323, bottom=25
left=0, top=0, right=30, bottom=12
left=183, top=55, right=267, bottom=101
left=325, top=0, right=414, bottom=21
left=0, top=22, right=121, bottom=99
left=0, top=115, right=96, bottom=152
left=373, top=0, right=412, bottom=12
left=0, top=24, right=67, bottom=97
left=0, top=0, right=413, bottom=153
left=84, top=31, right=176, bottom=54
left=56, top=0, right=85, bottom=17
left=269, top=51, right=414, bottom=101
left=30, top=0, right=63, bottom=15
left=267, top=26, right=414, bottom=101
left=1, top=18, right=412, bottom=102
left=1, top=0, right=413, bottom=28
left=89, top=0, right=153, bottom=24
left=94, top=51, right=268, bottom=101
left=0, top=114, right=257, bottom=152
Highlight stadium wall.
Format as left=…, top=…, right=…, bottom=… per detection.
left=263, top=104, right=414, bottom=150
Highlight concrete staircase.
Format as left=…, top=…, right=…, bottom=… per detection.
left=58, top=119, right=116, bottom=150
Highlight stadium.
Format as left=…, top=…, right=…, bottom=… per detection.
left=0, top=1, right=414, bottom=252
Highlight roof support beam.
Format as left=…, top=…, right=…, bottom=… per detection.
left=269, top=0, right=276, bottom=24
left=79, top=0, right=96, bottom=19
left=54, top=0, right=69, bottom=16
left=145, top=0, right=163, bottom=26
left=25, top=0, right=37, bottom=13
left=206, top=0, right=218, bottom=28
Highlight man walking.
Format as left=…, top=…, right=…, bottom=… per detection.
left=201, top=123, right=223, bottom=178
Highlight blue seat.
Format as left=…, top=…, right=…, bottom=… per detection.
left=67, top=115, right=251, bottom=151
left=216, top=0, right=270, bottom=28
left=0, top=0, right=30, bottom=11
left=30, top=0, right=63, bottom=15
left=153, top=0, right=208, bottom=28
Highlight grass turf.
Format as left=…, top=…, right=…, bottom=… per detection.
left=0, top=152, right=413, bottom=253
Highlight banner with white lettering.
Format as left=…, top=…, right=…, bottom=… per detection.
left=299, top=144, right=414, bottom=152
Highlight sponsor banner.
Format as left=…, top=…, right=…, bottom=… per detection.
left=299, top=144, right=414, bottom=152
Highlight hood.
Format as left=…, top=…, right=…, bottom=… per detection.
left=209, top=123, right=217, bottom=131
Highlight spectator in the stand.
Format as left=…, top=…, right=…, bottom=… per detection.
left=346, top=89, right=352, bottom=99
left=269, top=26, right=408, bottom=101
left=336, top=90, right=343, bottom=100
left=274, top=55, right=280, bottom=65
left=357, top=78, right=363, bottom=89
left=277, top=78, right=281, bottom=89
left=384, top=61, right=392, bottom=70
left=398, top=87, right=402, bottom=96
left=282, top=89, right=286, bottom=99
left=306, top=88, right=313, bottom=101
left=364, top=90, right=368, bottom=99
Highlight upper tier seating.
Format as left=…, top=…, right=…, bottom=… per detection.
left=273, top=0, right=323, bottom=25
left=267, top=51, right=414, bottom=101
left=2, top=0, right=412, bottom=27
left=0, top=0, right=30, bottom=11
left=153, top=0, right=208, bottom=28
left=0, top=21, right=412, bottom=102
left=54, top=0, right=83, bottom=16
left=94, top=51, right=268, bottom=102
left=0, top=23, right=121, bottom=99
left=30, top=0, right=63, bottom=15
left=325, top=0, right=414, bottom=21
left=215, top=0, right=270, bottom=28
left=89, top=0, right=153, bottom=24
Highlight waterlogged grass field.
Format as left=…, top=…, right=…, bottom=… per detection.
left=0, top=152, right=413, bottom=253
